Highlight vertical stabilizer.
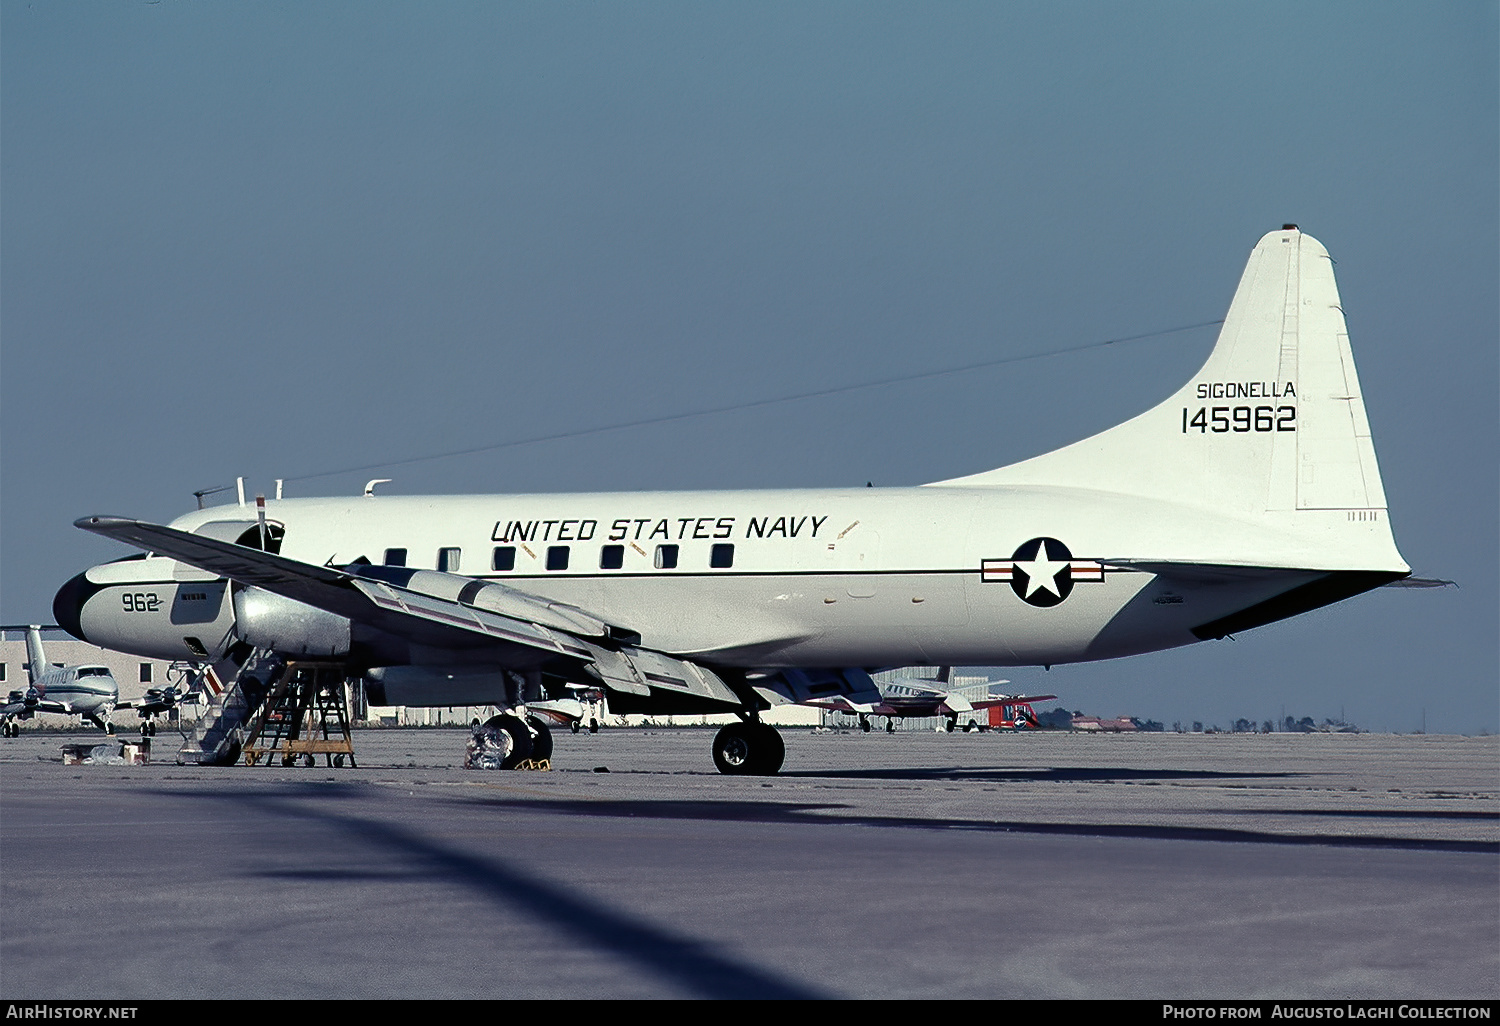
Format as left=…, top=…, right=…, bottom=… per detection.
left=929, top=228, right=1405, bottom=570
left=25, top=626, right=47, bottom=685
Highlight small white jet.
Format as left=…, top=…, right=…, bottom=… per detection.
left=0, top=626, right=120, bottom=736
left=53, top=227, right=1411, bottom=773
left=803, top=667, right=1055, bottom=733
left=527, top=683, right=607, bottom=734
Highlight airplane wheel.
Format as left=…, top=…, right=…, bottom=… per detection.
left=588, top=718, right=599, bottom=734
left=570, top=720, right=581, bottom=734
left=712, top=722, right=784, bottom=776
left=496, top=713, right=533, bottom=770
left=945, top=719, right=956, bottom=733
left=754, top=723, right=785, bottom=774
left=886, top=719, right=896, bottom=733
left=526, top=715, right=553, bottom=763
left=859, top=718, right=871, bottom=733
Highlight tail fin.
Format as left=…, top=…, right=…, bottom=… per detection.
left=930, top=228, right=1406, bottom=572
left=25, top=626, right=47, bottom=685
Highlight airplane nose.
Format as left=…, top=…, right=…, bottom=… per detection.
left=53, top=571, right=100, bottom=642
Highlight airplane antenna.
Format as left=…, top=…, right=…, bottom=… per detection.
left=275, top=479, right=284, bottom=500
left=364, top=479, right=392, bottom=497
left=236, top=477, right=246, bottom=508
left=192, top=484, right=234, bottom=510
left=282, top=318, right=1224, bottom=485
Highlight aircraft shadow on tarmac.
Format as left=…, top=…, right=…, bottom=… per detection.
left=139, top=778, right=1495, bottom=999
left=447, top=795, right=1498, bottom=856
left=153, top=785, right=831, bottom=1000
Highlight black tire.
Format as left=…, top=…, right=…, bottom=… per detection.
left=945, top=718, right=956, bottom=732
left=525, top=715, right=553, bottom=763
left=859, top=717, right=871, bottom=733
left=886, top=719, right=896, bottom=733
left=752, top=723, right=785, bottom=774
left=570, top=720, right=581, bottom=734
left=497, top=713, right=533, bottom=770
left=712, top=722, right=784, bottom=775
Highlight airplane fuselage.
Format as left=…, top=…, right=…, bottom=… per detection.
left=61, top=481, right=1389, bottom=672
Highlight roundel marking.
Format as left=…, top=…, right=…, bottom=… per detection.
left=1009, top=537, right=1074, bottom=607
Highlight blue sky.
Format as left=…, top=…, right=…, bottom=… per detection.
left=3, top=2, right=1495, bottom=731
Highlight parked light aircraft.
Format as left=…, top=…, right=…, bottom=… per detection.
left=53, top=228, right=1410, bottom=774
left=118, top=671, right=199, bottom=736
left=0, top=626, right=119, bottom=736
left=804, top=666, right=1055, bottom=733
left=527, top=683, right=606, bottom=734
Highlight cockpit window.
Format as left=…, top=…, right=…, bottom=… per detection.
left=77, top=667, right=111, bottom=678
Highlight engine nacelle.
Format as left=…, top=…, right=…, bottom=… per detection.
left=232, top=587, right=351, bottom=657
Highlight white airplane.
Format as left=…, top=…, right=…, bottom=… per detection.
left=803, top=667, right=1055, bottom=733
left=527, top=683, right=607, bottom=734
left=53, top=227, right=1410, bottom=774
left=0, top=626, right=120, bottom=736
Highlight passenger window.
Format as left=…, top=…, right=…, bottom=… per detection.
left=711, top=543, right=735, bottom=569
left=437, top=547, right=461, bottom=572
left=384, top=548, right=407, bottom=567
left=492, top=547, right=516, bottom=571
left=547, top=546, right=570, bottom=571
left=600, top=545, right=624, bottom=570
left=654, top=544, right=678, bottom=570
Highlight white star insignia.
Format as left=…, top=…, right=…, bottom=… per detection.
left=1014, top=540, right=1068, bottom=598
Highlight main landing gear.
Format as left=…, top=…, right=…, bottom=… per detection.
left=711, top=720, right=785, bottom=775
left=466, top=712, right=553, bottom=770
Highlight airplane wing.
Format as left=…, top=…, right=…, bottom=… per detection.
left=971, top=693, right=1056, bottom=710
left=75, top=516, right=744, bottom=710
left=1, top=697, right=70, bottom=718
left=803, top=696, right=899, bottom=717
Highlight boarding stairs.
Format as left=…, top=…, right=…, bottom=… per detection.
left=174, top=650, right=286, bottom=766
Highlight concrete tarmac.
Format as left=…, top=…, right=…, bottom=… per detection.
left=1, top=727, right=1495, bottom=999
